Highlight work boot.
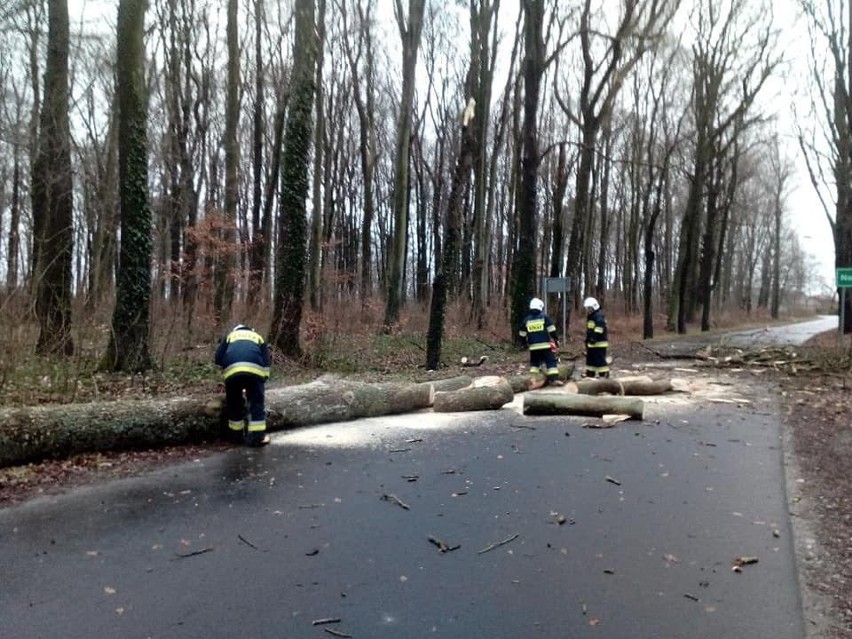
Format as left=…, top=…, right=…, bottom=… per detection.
left=247, top=433, right=271, bottom=447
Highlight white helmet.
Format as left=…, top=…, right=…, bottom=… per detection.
left=529, top=297, right=545, bottom=312
left=583, top=297, right=600, bottom=311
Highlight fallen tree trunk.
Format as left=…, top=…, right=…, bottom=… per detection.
left=0, top=379, right=435, bottom=468
left=575, top=378, right=672, bottom=396
left=433, top=376, right=514, bottom=412
left=523, top=393, right=644, bottom=420
left=507, top=363, right=575, bottom=393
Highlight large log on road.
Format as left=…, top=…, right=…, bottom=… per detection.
left=0, top=379, right=435, bottom=468
left=523, top=393, right=644, bottom=420
left=433, top=376, right=515, bottom=412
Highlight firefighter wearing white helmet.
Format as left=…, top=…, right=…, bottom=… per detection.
left=214, top=324, right=271, bottom=447
left=519, top=298, right=564, bottom=386
left=582, top=297, right=609, bottom=378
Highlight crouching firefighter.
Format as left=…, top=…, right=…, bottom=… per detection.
left=215, top=324, right=271, bottom=447
left=519, top=298, right=564, bottom=386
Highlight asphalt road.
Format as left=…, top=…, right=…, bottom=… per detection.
left=0, top=379, right=803, bottom=639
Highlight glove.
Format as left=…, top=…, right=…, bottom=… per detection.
left=550, top=341, right=559, bottom=353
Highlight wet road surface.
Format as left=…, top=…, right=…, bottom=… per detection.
left=0, top=379, right=803, bottom=639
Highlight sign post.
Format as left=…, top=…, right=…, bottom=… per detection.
left=837, top=268, right=852, bottom=336
left=541, top=277, right=571, bottom=342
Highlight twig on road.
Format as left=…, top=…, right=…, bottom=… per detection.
left=381, top=493, right=410, bottom=510
left=477, top=533, right=519, bottom=554
left=172, top=546, right=214, bottom=560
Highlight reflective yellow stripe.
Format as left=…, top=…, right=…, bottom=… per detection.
left=227, top=329, right=264, bottom=344
left=585, top=365, right=610, bottom=373
left=588, top=342, right=608, bottom=348
left=587, top=321, right=596, bottom=329
left=529, top=343, right=551, bottom=350
left=529, top=366, right=541, bottom=374
left=594, top=327, right=604, bottom=333
left=526, top=319, right=545, bottom=331
left=247, top=420, right=266, bottom=432
left=228, top=420, right=244, bottom=432
left=223, top=363, right=270, bottom=379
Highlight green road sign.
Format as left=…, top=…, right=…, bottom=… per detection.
left=838, top=267, right=852, bottom=288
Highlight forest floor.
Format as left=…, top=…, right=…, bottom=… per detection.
left=0, top=322, right=850, bottom=637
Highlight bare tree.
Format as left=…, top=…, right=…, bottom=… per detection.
left=797, top=0, right=852, bottom=331
left=557, top=0, right=678, bottom=320
left=31, top=0, right=74, bottom=355
left=384, top=0, right=426, bottom=331
left=213, top=0, right=241, bottom=327
left=670, top=0, right=779, bottom=333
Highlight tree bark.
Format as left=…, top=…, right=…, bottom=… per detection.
left=575, top=378, right=672, bottom=396
left=32, top=0, right=74, bottom=356
left=270, top=0, right=318, bottom=357
left=384, top=0, right=426, bottom=330
left=0, top=379, right=436, bottom=468
left=105, top=0, right=152, bottom=372
left=523, top=394, right=644, bottom=419
left=433, top=376, right=514, bottom=412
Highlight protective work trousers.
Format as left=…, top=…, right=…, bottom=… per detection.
left=530, top=348, right=560, bottom=382
left=584, top=346, right=610, bottom=378
left=224, top=373, right=267, bottom=445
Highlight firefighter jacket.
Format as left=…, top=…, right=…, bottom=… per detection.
left=215, top=327, right=271, bottom=380
left=585, top=308, right=609, bottom=348
left=519, top=310, right=558, bottom=350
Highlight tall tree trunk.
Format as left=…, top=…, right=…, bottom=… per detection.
left=269, top=0, right=318, bottom=357
left=215, top=0, right=240, bottom=328
left=248, top=0, right=265, bottom=310
left=426, top=100, right=477, bottom=371
left=32, top=0, right=74, bottom=356
left=384, top=0, right=426, bottom=331
left=6, top=151, right=21, bottom=291
left=470, top=0, right=499, bottom=329
left=308, top=0, right=327, bottom=311
left=105, top=0, right=152, bottom=372
left=510, top=0, right=544, bottom=346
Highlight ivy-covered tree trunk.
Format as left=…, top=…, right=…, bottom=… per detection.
left=31, top=0, right=74, bottom=356
left=269, top=0, right=318, bottom=357
left=105, top=0, right=152, bottom=372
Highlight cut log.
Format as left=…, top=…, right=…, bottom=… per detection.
left=507, top=363, right=575, bottom=393
left=575, top=378, right=673, bottom=396
left=433, top=376, right=515, bottom=412
left=0, top=379, right=435, bottom=468
left=523, top=393, right=644, bottom=420
left=420, top=375, right=473, bottom=393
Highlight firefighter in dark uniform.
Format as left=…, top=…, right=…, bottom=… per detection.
left=215, top=324, right=271, bottom=447
left=519, top=297, right=564, bottom=386
left=583, top=297, right=610, bottom=378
